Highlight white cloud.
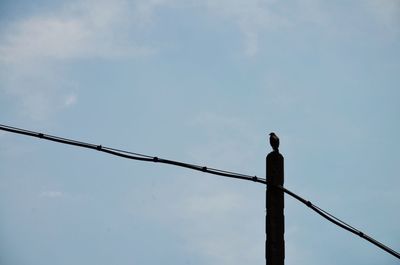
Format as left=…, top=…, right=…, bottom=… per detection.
left=179, top=189, right=263, bottom=265
left=64, top=93, right=77, bottom=107
left=0, top=0, right=157, bottom=63
left=0, top=0, right=161, bottom=120
left=202, top=0, right=400, bottom=56
left=40, top=191, right=64, bottom=198
left=183, top=191, right=243, bottom=215
left=132, top=0, right=173, bottom=26
left=365, top=0, right=400, bottom=32
left=0, top=62, right=79, bottom=120
left=123, top=169, right=264, bottom=265
left=203, top=0, right=290, bottom=56
left=2, top=0, right=398, bottom=120
left=0, top=17, right=89, bottom=63
left=187, top=112, right=259, bottom=173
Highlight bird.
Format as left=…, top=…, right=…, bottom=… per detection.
left=269, top=132, right=280, bottom=152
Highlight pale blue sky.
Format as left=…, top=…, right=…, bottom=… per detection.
left=0, top=1, right=399, bottom=265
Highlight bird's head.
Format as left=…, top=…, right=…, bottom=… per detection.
left=269, top=132, right=276, bottom=136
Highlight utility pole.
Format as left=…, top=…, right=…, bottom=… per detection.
left=1, top=124, right=399, bottom=261
left=266, top=149, right=284, bottom=265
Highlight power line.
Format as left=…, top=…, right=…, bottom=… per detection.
left=0, top=123, right=399, bottom=260
left=0, top=124, right=264, bottom=183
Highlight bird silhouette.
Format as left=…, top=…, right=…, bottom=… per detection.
left=269, top=132, right=280, bottom=152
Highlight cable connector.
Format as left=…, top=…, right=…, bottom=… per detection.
left=97, top=145, right=102, bottom=150
left=38, top=133, right=44, bottom=138
left=153, top=157, right=159, bottom=162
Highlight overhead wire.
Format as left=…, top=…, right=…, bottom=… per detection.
left=102, top=146, right=154, bottom=159
left=279, top=186, right=400, bottom=258
left=0, top=123, right=399, bottom=260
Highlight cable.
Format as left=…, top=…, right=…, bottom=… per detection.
left=279, top=186, right=400, bottom=259
left=102, top=146, right=154, bottom=159
left=0, top=124, right=263, bottom=183
left=0, top=123, right=399, bottom=260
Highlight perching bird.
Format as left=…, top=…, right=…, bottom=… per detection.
left=269, top=132, right=280, bottom=152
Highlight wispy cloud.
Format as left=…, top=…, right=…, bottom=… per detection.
left=202, top=0, right=399, bottom=56
left=365, top=0, right=400, bottom=33
left=1, top=0, right=398, bottom=120
left=0, top=62, right=79, bottom=120
left=0, top=0, right=159, bottom=120
left=203, top=0, right=290, bottom=56
left=64, top=93, right=78, bottom=107
left=179, top=188, right=263, bottom=265
left=183, top=191, right=243, bottom=215
left=125, top=182, right=263, bottom=265
left=187, top=112, right=259, bottom=172
left=0, top=0, right=157, bottom=63
left=40, top=191, right=64, bottom=198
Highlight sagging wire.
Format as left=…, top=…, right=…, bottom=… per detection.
left=0, top=123, right=398, bottom=260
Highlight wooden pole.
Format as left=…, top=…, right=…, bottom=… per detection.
left=266, top=150, right=284, bottom=265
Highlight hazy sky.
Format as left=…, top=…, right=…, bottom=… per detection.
left=1, top=1, right=399, bottom=265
